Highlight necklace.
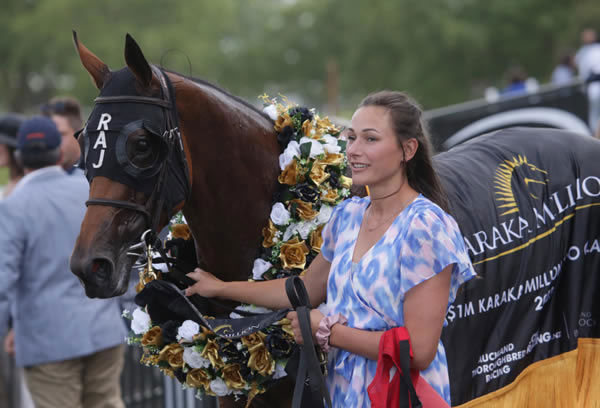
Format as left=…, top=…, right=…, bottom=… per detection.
left=370, top=183, right=403, bottom=201
left=365, top=193, right=417, bottom=231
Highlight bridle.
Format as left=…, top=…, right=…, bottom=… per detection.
left=85, top=66, right=191, bottom=247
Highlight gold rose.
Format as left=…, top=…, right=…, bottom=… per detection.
left=290, top=199, right=319, bottom=221
left=241, top=332, right=266, bottom=349
left=158, top=344, right=182, bottom=366
left=301, top=119, right=314, bottom=138
left=321, top=153, right=344, bottom=166
left=168, top=346, right=184, bottom=369
left=192, top=326, right=214, bottom=342
left=278, top=158, right=299, bottom=185
left=321, top=189, right=340, bottom=204
left=316, top=116, right=340, bottom=133
left=201, top=338, right=224, bottom=369
left=186, top=368, right=212, bottom=390
left=141, top=326, right=163, bottom=347
left=309, top=162, right=330, bottom=186
left=261, top=220, right=278, bottom=248
left=222, top=364, right=246, bottom=390
left=279, top=237, right=310, bottom=270
left=340, top=175, right=353, bottom=189
left=247, top=343, right=275, bottom=376
left=274, top=113, right=292, bottom=132
left=309, top=224, right=324, bottom=253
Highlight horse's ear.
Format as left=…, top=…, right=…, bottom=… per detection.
left=72, top=30, right=110, bottom=89
left=124, top=33, right=153, bottom=88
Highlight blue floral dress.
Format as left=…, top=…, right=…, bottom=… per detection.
left=320, top=195, right=476, bottom=407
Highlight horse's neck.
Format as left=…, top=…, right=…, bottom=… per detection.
left=176, top=79, right=280, bottom=282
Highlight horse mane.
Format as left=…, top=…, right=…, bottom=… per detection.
left=164, top=69, right=273, bottom=123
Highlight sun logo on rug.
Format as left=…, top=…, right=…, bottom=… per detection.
left=493, top=155, right=548, bottom=216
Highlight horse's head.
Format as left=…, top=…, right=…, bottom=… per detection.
left=70, top=32, right=190, bottom=298
left=494, top=155, right=548, bottom=216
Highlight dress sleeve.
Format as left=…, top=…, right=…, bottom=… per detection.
left=400, top=207, right=476, bottom=303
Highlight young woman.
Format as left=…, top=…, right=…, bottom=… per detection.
left=185, top=91, right=476, bottom=407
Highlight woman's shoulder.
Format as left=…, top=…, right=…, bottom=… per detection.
left=408, top=195, right=460, bottom=233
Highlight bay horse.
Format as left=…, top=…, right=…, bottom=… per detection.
left=70, top=33, right=600, bottom=407
left=69, top=33, right=291, bottom=407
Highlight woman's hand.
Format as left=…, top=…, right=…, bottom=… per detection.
left=286, top=309, right=324, bottom=344
left=185, top=268, right=225, bottom=298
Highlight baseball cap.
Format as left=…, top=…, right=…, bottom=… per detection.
left=0, top=113, right=24, bottom=147
left=16, top=116, right=62, bottom=154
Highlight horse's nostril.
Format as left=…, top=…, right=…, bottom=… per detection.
left=92, top=258, right=113, bottom=282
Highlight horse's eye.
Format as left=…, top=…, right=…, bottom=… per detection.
left=126, top=132, right=159, bottom=168
left=136, top=139, right=150, bottom=152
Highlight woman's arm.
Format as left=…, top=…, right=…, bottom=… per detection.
left=185, top=252, right=331, bottom=310
left=401, top=264, right=452, bottom=370
left=289, top=265, right=452, bottom=370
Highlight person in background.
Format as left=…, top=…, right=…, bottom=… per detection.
left=551, top=51, right=576, bottom=86
left=41, top=96, right=82, bottom=170
left=0, top=114, right=25, bottom=198
left=501, top=65, right=528, bottom=96
left=185, top=91, right=476, bottom=406
left=0, top=117, right=127, bottom=408
left=575, top=28, right=600, bottom=137
left=0, top=112, right=32, bottom=408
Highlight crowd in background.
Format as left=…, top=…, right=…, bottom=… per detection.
left=479, top=28, right=600, bottom=138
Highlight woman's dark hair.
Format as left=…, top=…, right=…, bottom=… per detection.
left=358, top=90, right=450, bottom=213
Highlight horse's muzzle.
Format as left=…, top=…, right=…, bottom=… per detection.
left=70, top=255, right=120, bottom=298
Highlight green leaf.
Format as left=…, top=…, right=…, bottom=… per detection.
left=299, top=142, right=311, bottom=159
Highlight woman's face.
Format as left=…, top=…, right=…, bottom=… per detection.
left=0, top=144, right=11, bottom=168
left=345, top=105, right=406, bottom=187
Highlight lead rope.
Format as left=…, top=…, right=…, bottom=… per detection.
left=286, top=276, right=332, bottom=408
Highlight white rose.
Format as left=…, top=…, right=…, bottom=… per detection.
left=262, top=104, right=278, bottom=120
left=131, top=307, right=151, bottom=335
left=270, top=202, right=291, bottom=226
left=210, top=378, right=232, bottom=396
left=282, top=222, right=298, bottom=242
left=252, top=258, right=272, bottom=280
left=177, top=320, right=200, bottom=342
left=321, top=134, right=342, bottom=154
left=324, top=142, right=341, bottom=154
left=279, top=141, right=301, bottom=170
left=299, top=137, right=325, bottom=158
left=183, top=347, right=211, bottom=369
left=317, top=205, right=334, bottom=224
left=322, top=134, right=337, bottom=145
left=273, top=360, right=288, bottom=379
left=296, top=221, right=316, bottom=240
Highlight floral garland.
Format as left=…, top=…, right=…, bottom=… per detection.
left=123, top=96, right=351, bottom=403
